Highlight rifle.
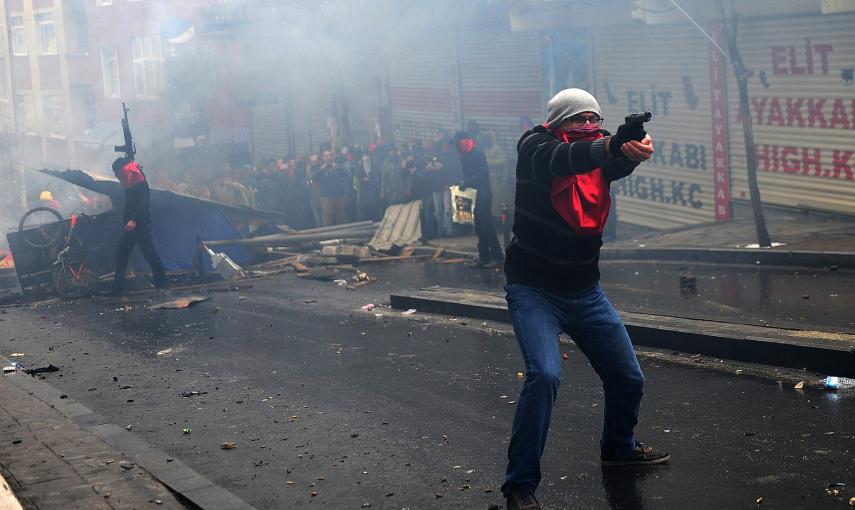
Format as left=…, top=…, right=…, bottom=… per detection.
left=114, top=102, right=136, bottom=160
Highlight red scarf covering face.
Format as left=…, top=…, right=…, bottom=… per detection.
left=118, top=161, right=146, bottom=188
left=457, top=138, right=476, bottom=155
left=547, top=123, right=611, bottom=237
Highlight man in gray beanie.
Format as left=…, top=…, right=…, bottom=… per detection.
left=502, top=88, right=668, bottom=510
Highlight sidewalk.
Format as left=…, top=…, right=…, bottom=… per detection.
left=428, top=209, right=855, bottom=268
left=0, top=373, right=187, bottom=509
left=390, top=286, right=855, bottom=378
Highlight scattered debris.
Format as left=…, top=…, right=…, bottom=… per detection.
left=24, top=364, right=59, bottom=375
left=179, top=391, right=208, bottom=398
left=823, top=376, right=855, bottom=390
left=118, top=461, right=135, bottom=470
left=794, top=381, right=805, bottom=390
left=361, top=303, right=376, bottom=312
left=125, top=425, right=133, bottom=431
left=182, top=427, right=192, bottom=435
left=827, top=482, right=846, bottom=496
left=297, top=267, right=347, bottom=282
left=150, top=296, right=210, bottom=310
left=3, top=366, right=17, bottom=374
left=203, top=245, right=245, bottom=281
left=321, top=244, right=371, bottom=262
left=756, top=496, right=764, bottom=504
left=562, top=353, right=569, bottom=361
left=9, top=353, right=25, bottom=358
left=156, top=348, right=173, bottom=356
left=679, top=274, right=697, bottom=294
left=221, top=441, right=236, bottom=449
left=305, top=299, right=317, bottom=304
left=401, top=309, right=417, bottom=315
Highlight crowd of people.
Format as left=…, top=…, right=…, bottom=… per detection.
left=152, top=127, right=516, bottom=241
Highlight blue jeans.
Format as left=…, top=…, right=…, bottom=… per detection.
left=502, top=283, right=645, bottom=496
left=432, top=189, right=453, bottom=237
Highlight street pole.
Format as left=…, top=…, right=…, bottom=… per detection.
left=716, top=2, right=771, bottom=248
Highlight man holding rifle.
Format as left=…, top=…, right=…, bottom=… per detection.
left=502, top=88, right=668, bottom=510
left=109, top=104, right=166, bottom=296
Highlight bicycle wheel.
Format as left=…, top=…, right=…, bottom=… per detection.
left=53, top=260, right=97, bottom=299
left=19, top=207, right=65, bottom=249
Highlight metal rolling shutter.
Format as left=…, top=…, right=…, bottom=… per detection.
left=593, top=23, right=716, bottom=229
left=386, top=37, right=457, bottom=142
left=289, top=64, right=333, bottom=154
left=251, top=103, right=288, bottom=162
left=725, top=13, right=855, bottom=215
left=459, top=30, right=542, bottom=153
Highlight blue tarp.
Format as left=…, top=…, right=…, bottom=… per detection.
left=36, top=169, right=287, bottom=273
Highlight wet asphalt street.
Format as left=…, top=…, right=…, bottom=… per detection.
left=0, top=262, right=853, bottom=509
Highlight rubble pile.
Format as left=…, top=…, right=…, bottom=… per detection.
left=203, top=203, right=470, bottom=289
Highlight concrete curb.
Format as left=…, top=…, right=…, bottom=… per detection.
left=599, top=247, right=855, bottom=269
left=420, top=242, right=855, bottom=269
left=390, top=288, right=855, bottom=378
left=1, top=370, right=257, bottom=510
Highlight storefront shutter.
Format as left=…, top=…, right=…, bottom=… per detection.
left=725, top=12, right=855, bottom=215
left=593, top=23, right=716, bottom=229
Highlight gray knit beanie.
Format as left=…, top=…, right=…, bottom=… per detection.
left=545, top=88, right=602, bottom=128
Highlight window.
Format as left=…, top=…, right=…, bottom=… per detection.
left=67, top=9, right=89, bottom=54
left=43, top=94, right=65, bottom=136
left=15, top=94, right=35, bottom=133
left=100, top=48, right=120, bottom=98
left=35, top=12, right=57, bottom=55
left=11, top=15, right=26, bottom=56
left=131, top=35, right=164, bottom=97
left=72, top=85, right=97, bottom=130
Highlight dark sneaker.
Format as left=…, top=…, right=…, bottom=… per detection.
left=601, top=441, right=670, bottom=467
left=506, top=488, right=542, bottom=510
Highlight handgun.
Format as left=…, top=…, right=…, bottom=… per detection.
left=624, top=111, right=652, bottom=141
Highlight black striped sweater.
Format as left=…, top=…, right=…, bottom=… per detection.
left=503, top=125, right=639, bottom=293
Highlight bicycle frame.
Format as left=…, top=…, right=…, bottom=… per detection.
left=51, top=213, right=99, bottom=297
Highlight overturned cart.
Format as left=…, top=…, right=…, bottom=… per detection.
left=8, top=169, right=286, bottom=297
